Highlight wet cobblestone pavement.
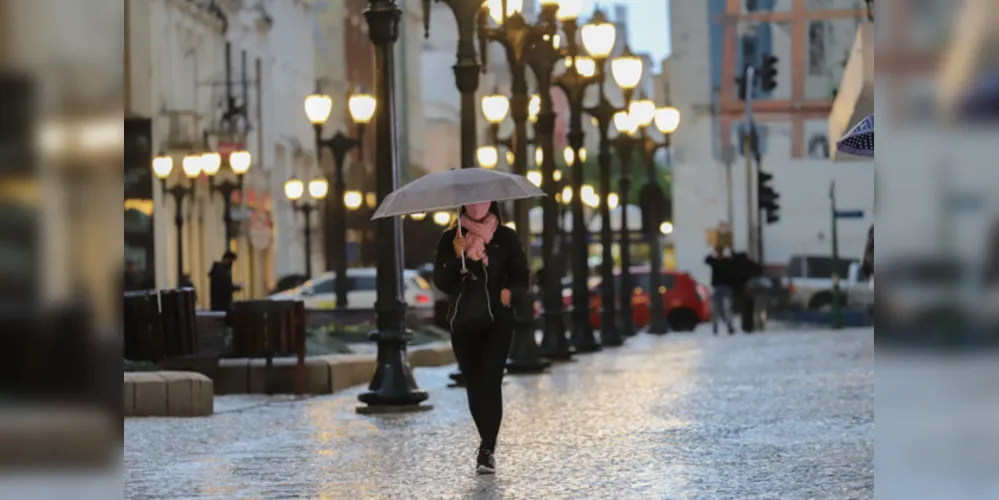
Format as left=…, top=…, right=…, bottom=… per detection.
left=125, top=327, right=874, bottom=499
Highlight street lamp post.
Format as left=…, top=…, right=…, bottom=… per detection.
left=420, top=0, right=482, bottom=169
left=356, top=0, right=430, bottom=412
left=610, top=110, right=639, bottom=337
left=152, top=153, right=203, bottom=285
left=477, top=0, right=559, bottom=374
left=524, top=18, right=573, bottom=361
left=608, top=45, right=644, bottom=337
left=637, top=104, right=681, bottom=334
left=580, top=8, right=623, bottom=348
left=200, top=144, right=252, bottom=249
left=284, top=178, right=330, bottom=277
left=553, top=49, right=601, bottom=351
left=304, top=90, right=376, bottom=309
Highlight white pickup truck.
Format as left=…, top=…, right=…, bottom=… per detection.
left=784, top=255, right=873, bottom=311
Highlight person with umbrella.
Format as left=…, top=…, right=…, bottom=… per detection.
left=433, top=200, right=528, bottom=474
left=372, top=167, right=543, bottom=474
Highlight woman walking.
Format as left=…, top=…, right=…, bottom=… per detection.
left=433, top=201, right=528, bottom=474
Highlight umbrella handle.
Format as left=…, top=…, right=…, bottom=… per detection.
left=456, top=209, right=467, bottom=272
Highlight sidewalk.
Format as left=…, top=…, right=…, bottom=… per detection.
left=125, top=327, right=873, bottom=499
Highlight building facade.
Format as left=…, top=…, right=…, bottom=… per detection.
left=126, top=0, right=317, bottom=302
left=668, top=0, right=876, bottom=284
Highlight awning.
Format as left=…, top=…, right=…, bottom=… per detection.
left=829, top=23, right=874, bottom=162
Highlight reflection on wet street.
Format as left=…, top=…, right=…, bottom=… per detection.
left=125, top=328, right=873, bottom=499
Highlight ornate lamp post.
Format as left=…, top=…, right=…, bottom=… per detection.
left=637, top=103, right=681, bottom=333
left=421, top=0, right=482, bottom=168
left=553, top=22, right=601, bottom=353
left=356, top=0, right=430, bottom=413
left=200, top=145, right=251, bottom=249
left=580, top=8, right=623, bottom=347
left=477, top=0, right=559, bottom=374
left=608, top=45, right=643, bottom=336
left=522, top=15, right=574, bottom=362
left=152, top=153, right=203, bottom=285
left=304, top=90, right=376, bottom=309
left=284, top=177, right=329, bottom=277
left=609, top=110, right=639, bottom=336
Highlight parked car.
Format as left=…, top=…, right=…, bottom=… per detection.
left=270, top=268, right=435, bottom=321
left=562, top=267, right=712, bottom=332
left=270, top=274, right=310, bottom=295
left=784, top=255, right=871, bottom=310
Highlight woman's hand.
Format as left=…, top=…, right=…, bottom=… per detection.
left=453, top=235, right=466, bottom=257
left=500, top=288, right=511, bottom=307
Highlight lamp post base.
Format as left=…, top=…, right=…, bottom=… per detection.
left=356, top=328, right=430, bottom=411
left=539, top=309, right=573, bottom=361
left=571, top=317, right=602, bottom=354
left=505, top=293, right=550, bottom=375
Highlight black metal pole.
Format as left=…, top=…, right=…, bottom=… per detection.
left=170, top=185, right=186, bottom=286
left=331, top=134, right=350, bottom=310
left=644, top=133, right=668, bottom=334
left=533, top=80, right=572, bottom=362
left=302, top=203, right=313, bottom=277
left=504, top=68, right=549, bottom=375
left=616, top=138, right=635, bottom=337
left=318, top=126, right=359, bottom=310
left=357, top=0, right=430, bottom=412
left=589, top=68, right=622, bottom=348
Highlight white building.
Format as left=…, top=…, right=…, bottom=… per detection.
left=668, top=0, right=875, bottom=284
left=126, top=0, right=317, bottom=302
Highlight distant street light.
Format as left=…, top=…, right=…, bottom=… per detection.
left=527, top=170, right=543, bottom=187
left=477, top=145, right=499, bottom=169
left=152, top=152, right=202, bottom=285
left=305, top=88, right=374, bottom=308
left=433, top=211, right=452, bottom=226
left=344, top=190, right=364, bottom=210
left=660, top=221, right=674, bottom=235
left=285, top=177, right=328, bottom=277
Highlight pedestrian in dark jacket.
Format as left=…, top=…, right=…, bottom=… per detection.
left=208, top=251, right=238, bottom=312
left=705, top=245, right=736, bottom=335
left=433, top=201, right=528, bottom=475
left=861, top=225, right=874, bottom=280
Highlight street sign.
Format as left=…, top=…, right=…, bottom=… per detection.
left=835, top=210, right=864, bottom=219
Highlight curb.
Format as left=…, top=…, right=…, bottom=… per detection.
left=214, top=341, right=456, bottom=395
left=124, top=371, right=214, bottom=417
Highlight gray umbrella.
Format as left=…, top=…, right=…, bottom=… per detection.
left=371, top=167, right=545, bottom=271
left=370, top=167, right=545, bottom=219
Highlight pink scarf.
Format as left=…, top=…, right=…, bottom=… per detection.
left=460, top=212, right=499, bottom=264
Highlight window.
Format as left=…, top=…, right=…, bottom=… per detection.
left=785, top=256, right=856, bottom=279
left=311, top=277, right=336, bottom=294
left=807, top=134, right=829, bottom=159
left=808, top=21, right=827, bottom=76
left=350, top=276, right=377, bottom=291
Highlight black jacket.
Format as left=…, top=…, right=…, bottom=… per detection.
left=209, top=262, right=235, bottom=312
left=705, top=255, right=735, bottom=287
left=433, top=225, right=529, bottom=332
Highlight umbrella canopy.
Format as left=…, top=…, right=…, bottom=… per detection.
left=835, top=113, right=874, bottom=157
left=370, top=167, right=546, bottom=219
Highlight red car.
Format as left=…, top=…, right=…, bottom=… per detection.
left=562, top=266, right=712, bottom=332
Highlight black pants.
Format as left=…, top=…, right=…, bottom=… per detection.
left=451, top=320, right=513, bottom=452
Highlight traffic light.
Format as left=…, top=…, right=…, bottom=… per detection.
left=760, top=54, right=778, bottom=92
left=758, top=170, right=780, bottom=224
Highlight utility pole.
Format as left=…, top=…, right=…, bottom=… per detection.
left=740, top=65, right=757, bottom=259
left=829, top=181, right=843, bottom=329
